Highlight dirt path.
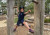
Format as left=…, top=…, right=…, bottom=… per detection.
left=0, top=20, right=50, bottom=35
left=0, top=20, right=7, bottom=27
left=0, top=20, right=29, bottom=35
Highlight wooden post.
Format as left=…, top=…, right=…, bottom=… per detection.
left=7, top=0, right=15, bottom=35
left=34, top=0, right=45, bottom=35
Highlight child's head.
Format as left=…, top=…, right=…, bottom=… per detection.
left=19, top=6, right=24, bottom=12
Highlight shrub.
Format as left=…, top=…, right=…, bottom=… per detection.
left=44, top=18, right=50, bottom=23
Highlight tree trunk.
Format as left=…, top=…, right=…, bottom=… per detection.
left=34, top=0, right=45, bottom=35
left=7, top=0, right=15, bottom=35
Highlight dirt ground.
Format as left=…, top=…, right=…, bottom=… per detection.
left=0, top=15, right=50, bottom=35
left=0, top=20, right=50, bottom=35
left=0, top=25, right=50, bottom=35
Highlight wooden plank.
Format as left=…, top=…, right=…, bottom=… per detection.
left=44, top=28, right=50, bottom=31
left=2, top=5, right=17, bottom=8
left=44, top=23, right=50, bottom=26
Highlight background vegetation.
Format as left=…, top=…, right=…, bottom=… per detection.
left=0, top=0, right=50, bottom=23
left=0, top=0, right=50, bottom=14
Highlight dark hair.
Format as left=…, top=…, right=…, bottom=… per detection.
left=19, top=6, right=24, bottom=12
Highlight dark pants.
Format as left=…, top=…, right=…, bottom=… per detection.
left=17, top=20, right=24, bottom=26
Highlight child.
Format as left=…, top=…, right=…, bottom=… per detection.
left=13, top=6, right=34, bottom=33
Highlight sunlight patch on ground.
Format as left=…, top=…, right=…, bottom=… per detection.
left=0, top=20, right=7, bottom=27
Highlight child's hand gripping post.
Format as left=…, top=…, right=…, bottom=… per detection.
left=16, top=7, right=19, bottom=16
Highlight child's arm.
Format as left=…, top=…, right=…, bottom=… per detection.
left=16, top=7, right=19, bottom=16
left=24, top=10, right=31, bottom=14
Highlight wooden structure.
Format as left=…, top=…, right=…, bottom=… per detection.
left=7, top=0, right=15, bottom=35
left=7, top=0, right=45, bottom=35
left=2, top=5, right=17, bottom=8
left=34, top=0, right=45, bottom=35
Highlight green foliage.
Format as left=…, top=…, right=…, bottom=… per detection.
left=44, top=18, right=50, bottom=23
left=14, top=18, right=18, bottom=23
left=45, top=0, right=50, bottom=14
left=25, top=3, right=34, bottom=14
left=3, top=11, right=7, bottom=14
left=15, top=0, right=26, bottom=7
left=0, top=0, right=50, bottom=15
left=46, top=0, right=50, bottom=3
left=0, top=0, right=2, bottom=4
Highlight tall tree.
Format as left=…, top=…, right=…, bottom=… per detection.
left=7, top=0, right=15, bottom=35
left=34, top=0, right=45, bottom=35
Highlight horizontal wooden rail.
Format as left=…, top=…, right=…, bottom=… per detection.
left=1, top=5, right=17, bottom=8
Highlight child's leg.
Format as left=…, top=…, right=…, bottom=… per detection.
left=23, top=22, right=34, bottom=33
left=13, top=21, right=20, bottom=32
left=13, top=25, right=18, bottom=32
left=14, top=25, right=18, bottom=29
left=23, top=22, right=30, bottom=29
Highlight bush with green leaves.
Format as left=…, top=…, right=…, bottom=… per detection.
left=3, top=11, right=7, bottom=14
left=44, top=18, right=50, bottom=23
left=25, top=3, right=34, bottom=14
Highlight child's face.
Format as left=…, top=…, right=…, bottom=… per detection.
left=20, top=8, right=24, bottom=12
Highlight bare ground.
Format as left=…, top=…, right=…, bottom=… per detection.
left=0, top=15, right=50, bottom=35
left=0, top=20, right=50, bottom=35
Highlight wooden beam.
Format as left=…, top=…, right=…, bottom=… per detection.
left=34, top=0, right=45, bottom=35
left=2, top=5, right=7, bottom=7
left=44, top=28, right=50, bottom=31
left=7, top=0, right=15, bottom=35
left=2, top=5, right=17, bottom=8
left=44, top=23, right=50, bottom=26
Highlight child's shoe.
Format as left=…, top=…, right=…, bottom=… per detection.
left=13, top=28, right=16, bottom=32
left=29, top=29, right=34, bottom=33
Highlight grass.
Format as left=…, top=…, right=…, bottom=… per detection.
left=14, top=17, right=28, bottom=23
left=14, top=17, right=18, bottom=23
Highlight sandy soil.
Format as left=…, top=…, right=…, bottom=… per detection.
left=0, top=20, right=7, bottom=27
left=0, top=20, right=50, bottom=35
left=0, top=15, right=50, bottom=35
